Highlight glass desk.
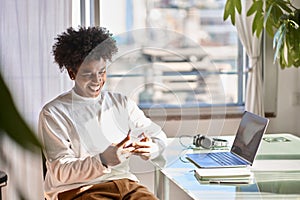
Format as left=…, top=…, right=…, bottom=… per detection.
left=151, top=133, right=300, bottom=200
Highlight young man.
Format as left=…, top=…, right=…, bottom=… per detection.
left=38, top=27, right=167, bottom=200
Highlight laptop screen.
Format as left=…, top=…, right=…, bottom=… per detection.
left=231, top=111, right=269, bottom=164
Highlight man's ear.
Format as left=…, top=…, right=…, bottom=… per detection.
left=67, top=69, right=76, bottom=80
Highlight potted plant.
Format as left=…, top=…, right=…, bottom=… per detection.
left=223, top=0, right=300, bottom=69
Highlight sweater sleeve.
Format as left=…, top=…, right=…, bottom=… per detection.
left=38, top=107, right=109, bottom=185
left=126, top=98, right=168, bottom=158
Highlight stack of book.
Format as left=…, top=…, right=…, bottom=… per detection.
left=194, top=167, right=254, bottom=184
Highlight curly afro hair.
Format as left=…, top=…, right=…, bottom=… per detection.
left=52, top=26, right=118, bottom=72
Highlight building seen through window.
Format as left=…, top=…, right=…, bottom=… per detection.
left=72, top=0, right=247, bottom=116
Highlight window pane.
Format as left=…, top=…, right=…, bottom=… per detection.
left=77, top=0, right=246, bottom=112
left=106, top=29, right=229, bottom=108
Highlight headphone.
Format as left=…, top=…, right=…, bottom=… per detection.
left=193, top=134, right=228, bottom=149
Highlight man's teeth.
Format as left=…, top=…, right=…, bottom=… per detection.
left=89, top=86, right=100, bottom=91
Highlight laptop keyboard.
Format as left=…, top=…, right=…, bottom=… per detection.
left=208, top=152, right=246, bottom=166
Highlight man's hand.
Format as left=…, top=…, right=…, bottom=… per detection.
left=131, top=134, right=159, bottom=160
left=99, top=131, right=135, bottom=167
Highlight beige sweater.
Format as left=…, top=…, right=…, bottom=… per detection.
left=38, top=89, right=167, bottom=200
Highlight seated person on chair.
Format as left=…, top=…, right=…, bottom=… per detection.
left=38, top=26, right=167, bottom=200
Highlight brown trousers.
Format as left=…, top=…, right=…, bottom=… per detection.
left=57, top=179, right=159, bottom=200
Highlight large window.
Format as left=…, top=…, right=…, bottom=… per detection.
left=72, top=0, right=248, bottom=118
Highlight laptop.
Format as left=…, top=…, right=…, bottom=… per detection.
left=186, top=111, right=269, bottom=168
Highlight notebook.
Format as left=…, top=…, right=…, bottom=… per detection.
left=186, top=111, right=269, bottom=168
left=194, top=167, right=254, bottom=184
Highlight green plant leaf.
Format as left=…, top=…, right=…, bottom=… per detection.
left=224, top=0, right=300, bottom=68
left=271, top=5, right=284, bottom=26
left=273, top=24, right=286, bottom=64
left=286, top=19, right=300, bottom=67
left=286, top=38, right=293, bottom=67
left=247, top=0, right=264, bottom=37
left=279, top=47, right=288, bottom=69
left=0, top=72, right=42, bottom=152
left=276, top=0, right=293, bottom=13
left=223, top=0, right=242, bottom=25
left=294, top=9, right=300, bottom=25
left=264, top=3, right=275, bottom=36
left=246, top=0, right=260, bottom=16
left=265, top=16, right=275, bottom=37
left=254, top=13, right=264, bottom=37
left=264, top=3, right=273, bottom=25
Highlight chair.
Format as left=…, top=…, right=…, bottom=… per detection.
left=0, top=171, right=7, bottom=200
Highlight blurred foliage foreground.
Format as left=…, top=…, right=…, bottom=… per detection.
left=0, top=72, right=41, bottom=152
left=0, top=72, right=42, bottom=199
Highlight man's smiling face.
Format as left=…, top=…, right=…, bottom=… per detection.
left=73, top=58, right=107, bottom=98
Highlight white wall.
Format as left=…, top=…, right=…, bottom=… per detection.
left=268, top=68, right=300, bottom=135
